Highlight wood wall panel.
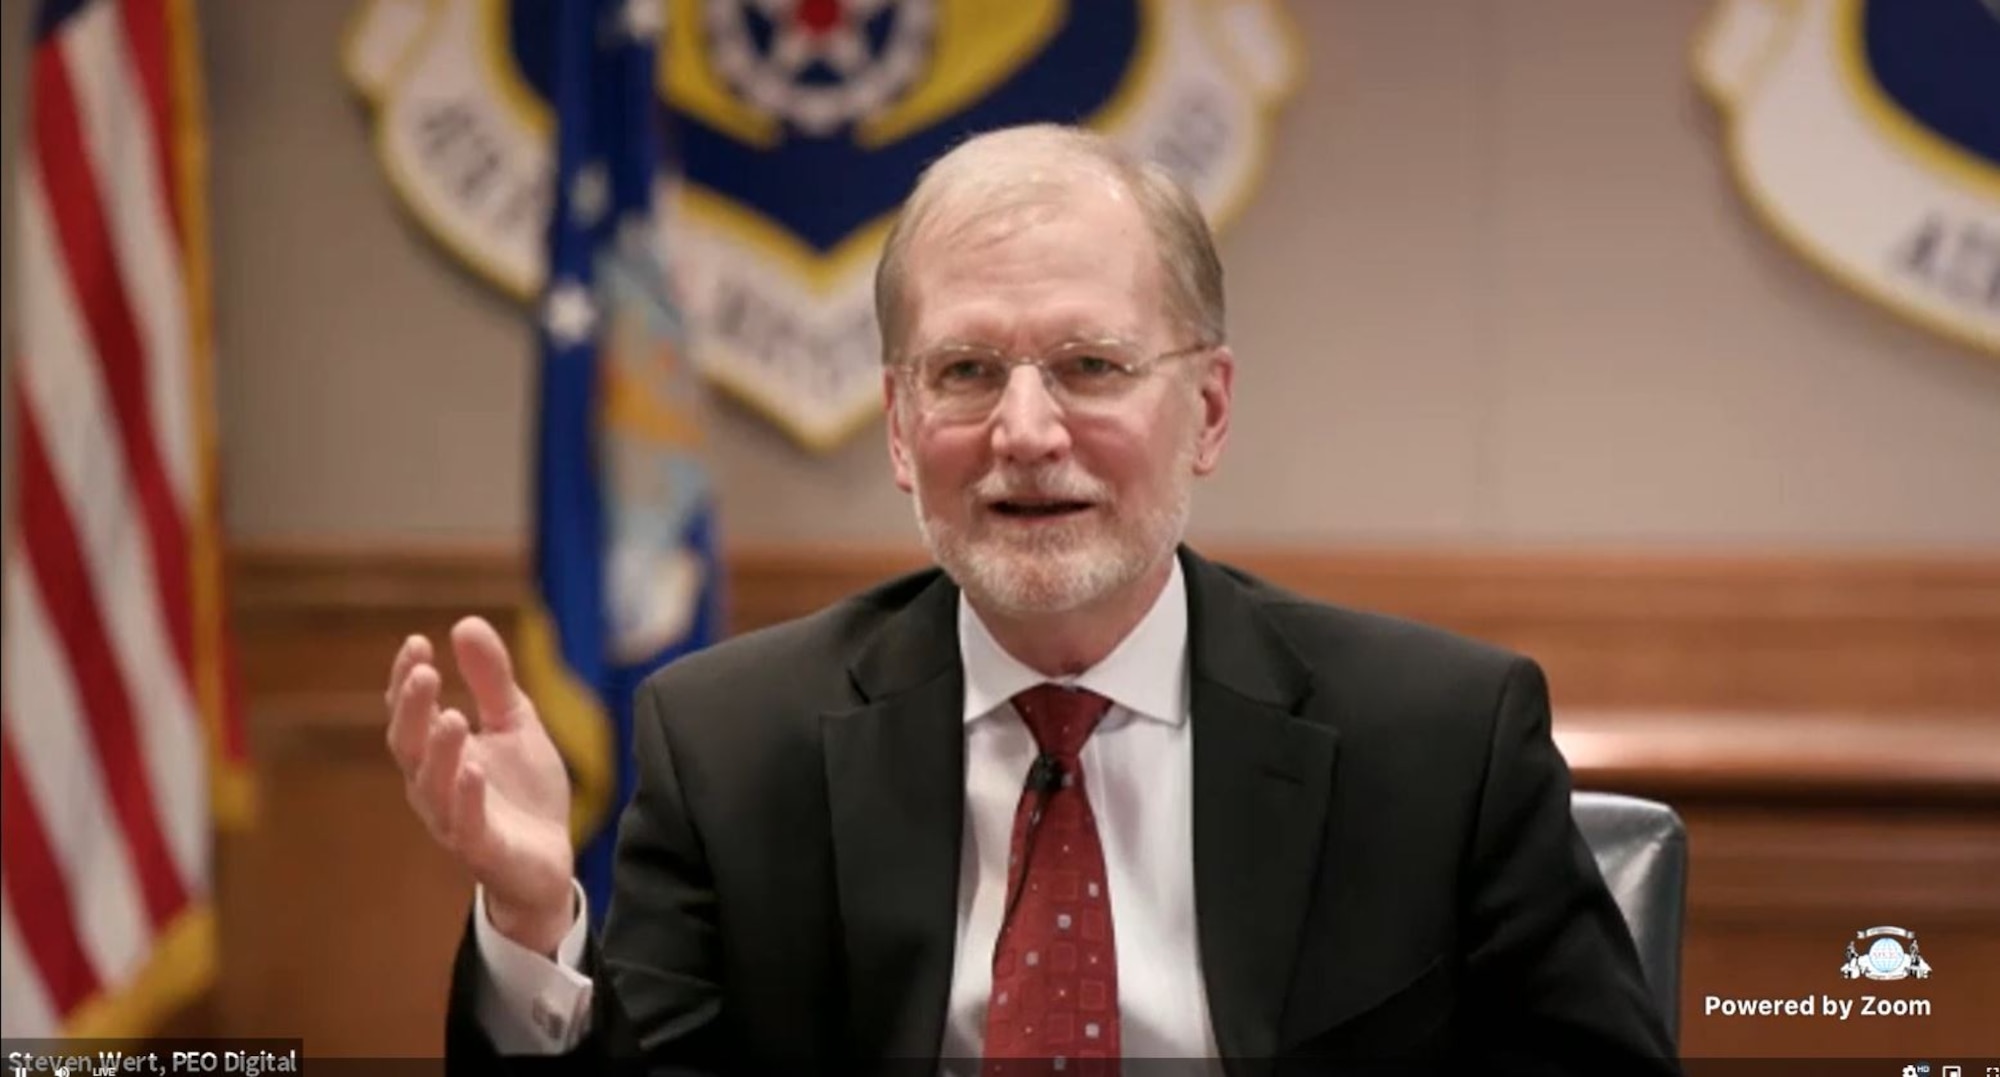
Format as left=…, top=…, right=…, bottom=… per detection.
left=215, top=544, right=2000, bottom=1059
left=215, top=751, right=468, bottom=1057
left=232, top=544, right=2000, bottom=712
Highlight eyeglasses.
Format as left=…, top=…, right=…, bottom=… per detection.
left=900, top=337, right=1213, bottom=422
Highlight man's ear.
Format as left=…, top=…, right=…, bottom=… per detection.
left=1190, top=346, right=1234, bottom=476
left=885, top=369, right=915, bottom=492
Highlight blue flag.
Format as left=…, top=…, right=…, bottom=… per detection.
left=518, top=0, right=723, bottom=923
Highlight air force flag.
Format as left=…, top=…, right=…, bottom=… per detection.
left=508, top=0, right=724, bottom=919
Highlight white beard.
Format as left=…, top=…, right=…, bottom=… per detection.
left=912, top=440, right=1197, bottom=615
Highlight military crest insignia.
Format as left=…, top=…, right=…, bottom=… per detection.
left=1696, top=0, right=1998, bottom=356
left=347, top=0, right=1302, bottom=449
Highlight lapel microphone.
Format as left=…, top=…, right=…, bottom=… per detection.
left=1027, top=752, right=1063, bottom=796
left=1000, top=753, right=1065, bottom=937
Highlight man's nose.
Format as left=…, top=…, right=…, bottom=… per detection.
left=989, top=364, right=1071, bottom=463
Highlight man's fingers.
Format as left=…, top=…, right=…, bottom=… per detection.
left=453, top=762, right=489, bottom=860
left=386, top=664, right=441, bottom=774
left=451, top=616, right=528, bottom=733
left=415, top=709, right=471, bottom=840
left=386, top=634, right=434, bottom=706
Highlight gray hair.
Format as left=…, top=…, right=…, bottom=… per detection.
left=873, top=124, right=1226, bottom=360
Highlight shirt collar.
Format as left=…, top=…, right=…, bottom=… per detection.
left=958, top=556, right=1189, bottom=727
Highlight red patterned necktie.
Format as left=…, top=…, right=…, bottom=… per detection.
left=982, top=684, right=1119, bottom=1074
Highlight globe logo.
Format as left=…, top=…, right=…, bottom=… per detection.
left=1839, top=925, right=1932, bottom=980
left=1867, top=937, right=1908, bottom=976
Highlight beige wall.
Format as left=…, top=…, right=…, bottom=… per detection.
left=4, top=0, right=1998, bottom=551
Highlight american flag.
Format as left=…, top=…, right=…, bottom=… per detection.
left=1, top=0, right=251, bottom=1038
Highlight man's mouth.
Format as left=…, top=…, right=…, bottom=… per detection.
left=989, top=499, right=1095, bottom=519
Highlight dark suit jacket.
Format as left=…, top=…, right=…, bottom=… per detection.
left=446, top=548, right=1681, bottom=1076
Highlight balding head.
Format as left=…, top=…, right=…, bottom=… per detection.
left=873, top=124, right=1225, bottom=360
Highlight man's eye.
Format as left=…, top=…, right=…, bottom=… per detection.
left=1062, top=354, right=1124, bottom=378
left=934, top=358, right=1001, bottom=385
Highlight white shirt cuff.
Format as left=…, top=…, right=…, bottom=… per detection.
left=471, top=880, right=594, bottom=1054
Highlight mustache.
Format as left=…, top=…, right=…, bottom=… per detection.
left=971, top=466, right=1110, bottom=503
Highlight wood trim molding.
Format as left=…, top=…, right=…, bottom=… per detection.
left=230, top=541, right=2000, bottom=626
left=232, top=543, right=527, bottom=613
left=1555, top=708, right=2000, bottom=805
left=722, top=545, right=2000, bottom=628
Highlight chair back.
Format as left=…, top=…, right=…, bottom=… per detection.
left=1572, top=791, right=1688, bottom=1044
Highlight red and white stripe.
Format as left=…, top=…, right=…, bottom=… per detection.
left=2, top=0, right=240, bottom=1037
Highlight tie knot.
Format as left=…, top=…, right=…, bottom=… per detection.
left=1011, top=684, right=1112, bottom=760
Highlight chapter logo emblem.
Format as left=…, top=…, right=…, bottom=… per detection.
left=1840, top=925, right=1933, bottom=981
left=346, top=0, right=1303, bottom=450
left=1695, top=0, right=1999, bottom=357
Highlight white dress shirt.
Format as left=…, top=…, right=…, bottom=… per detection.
left=472, top=880, right=591, bottom=1053
left=941, top=557, right=1217, bottom=1063
left=475, top=559, right=1219, bottom=1064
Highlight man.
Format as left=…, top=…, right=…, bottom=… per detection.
left=385, top=124, right=1680, bottom=1074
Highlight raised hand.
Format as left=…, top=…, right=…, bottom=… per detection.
left=386, top=615, right=577, bottom=955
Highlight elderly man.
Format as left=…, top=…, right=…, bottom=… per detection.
left=385, top=124, right=1680, bottom=1074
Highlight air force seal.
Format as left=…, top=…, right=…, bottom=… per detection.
left=1696, top=0, right=1999, bottom=357
left=1840, top=925, right=1933, bottom=981
left=347, top=0, right=1302, bottom=450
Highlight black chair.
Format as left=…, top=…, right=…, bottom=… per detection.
left=1571, top=791, right=1688, bottom=1045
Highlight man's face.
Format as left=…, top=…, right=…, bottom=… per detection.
left=883, top=181, right=1233, bottom=615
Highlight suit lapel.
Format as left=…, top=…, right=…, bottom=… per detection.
left=1182, top=550, right=1341, bottom=1075
left=822, top=574, right=966, bottom=1063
